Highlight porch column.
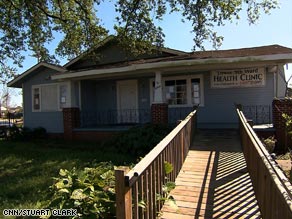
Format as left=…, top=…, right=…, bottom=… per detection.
left=63, top=107, right=80, bottom=140
left=153, top=71, right=163, bottom=103
left=151, top=71, right=168, bottom=124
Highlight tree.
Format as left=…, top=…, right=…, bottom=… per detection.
left=0, top=0, right=278, bottom=80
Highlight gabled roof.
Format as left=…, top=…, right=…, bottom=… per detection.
left=8, top=62, right=66, bottom=88
left=64, top=35, right=187, bottom=69
left=63, top=36, right=115, bottom=68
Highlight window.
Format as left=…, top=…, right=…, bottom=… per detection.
left=150, top=75, right=204, bottom=107
left=32, top=83, right=69, bottom=112
left=165, top=79, right=187, bottom=105
left=33, top=87, right=40, bottom=111
left=191, top=78, right=200, bottom=105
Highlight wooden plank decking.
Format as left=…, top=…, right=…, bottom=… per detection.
left=160, top=130, right=262, bottom=219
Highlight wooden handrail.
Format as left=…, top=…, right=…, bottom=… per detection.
left=115, top=109, right=197, bottom=219
left=237, top=108, right=292, bottom=219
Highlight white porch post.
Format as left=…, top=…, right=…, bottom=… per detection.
left=153, top=71, right=163, bottom=103
left=151, top=71, right=168, bottom=124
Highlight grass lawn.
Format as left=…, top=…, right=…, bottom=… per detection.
left=0, top=139, right=136, bottom=214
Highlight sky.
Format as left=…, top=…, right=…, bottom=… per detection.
left=8, top=0, right=292, bottom=106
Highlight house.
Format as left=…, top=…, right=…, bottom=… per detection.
left=7, top=37, right=292, bottom=140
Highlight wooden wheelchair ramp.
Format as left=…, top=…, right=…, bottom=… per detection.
left=160, top=129, right=261, bottom=219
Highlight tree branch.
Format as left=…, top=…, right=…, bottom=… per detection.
left=123, top=0, right=142, bottom=34
left=34, top=2, right=67, bottom=23
left=7, top=0, right=22, bottom=12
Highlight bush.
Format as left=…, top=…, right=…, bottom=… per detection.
left=102, top=123, right=172, bottom=157
left=263, top=136, right=276, bottom=153
left=7, top=126, right=47, bottom=141
left=44, top=162, right=116, bottom=219
left=32, top=127, right=47, bottom=139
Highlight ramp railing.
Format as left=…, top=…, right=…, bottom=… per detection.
left=115, top=109, right=197, bottom=219
left=237, top=108, right=292, bottom=219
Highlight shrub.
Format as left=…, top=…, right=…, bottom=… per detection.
left=32, top=127, right=47, bottom=139
left=7, top=126, right=47, bottom=141
left=263, top=136, right=277, bottom=153
left=102, top=123, right=172, bottom=157
left=45, top=162, right=116, bottom=219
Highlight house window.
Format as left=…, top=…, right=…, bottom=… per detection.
left=150, top=75, right=204, bottom=107
left=33, top=87, right=40, bottom=111
left=165, top=79, right=187, bottom=105
left=191, top=78, right=200, bottom=105
left=32, top=83, right=69, bottom=112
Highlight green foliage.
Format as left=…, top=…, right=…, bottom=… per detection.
left=1, top=0, right=278, bottom=80
left=164, top=161, right=174, bottom=175
left=156, top=161, right=178, bottom=215
left=263, top=136, right=276, bottom=153
left=102, top=124, right=172, bottom=157
left=7, top=126, right=47, bottom=141
left=45, top=162, right=116, bottom=219
left=0, top=139, right=134, bottom=213
left=280, top=113, right=292, bottom=153
left=0, top=0, right=108, bottom=81
left=282, top=113, right=292, bottom=136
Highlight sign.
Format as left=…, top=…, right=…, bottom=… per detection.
left=211, top=67, right=265, bottom=88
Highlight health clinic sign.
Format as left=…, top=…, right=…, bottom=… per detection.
left=211, top=68, right=265, bottom=88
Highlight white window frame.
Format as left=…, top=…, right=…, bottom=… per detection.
left=150, top=74, right=204, bottom=107
left=32, top=82, right=71, bottom=112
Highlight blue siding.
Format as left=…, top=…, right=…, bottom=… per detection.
left=23, top=68, right=64, bottom=133
left=198, top=71, right=274, bottom=128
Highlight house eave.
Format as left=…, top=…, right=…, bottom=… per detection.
left=8, top=62, right=66, bottom=88
left=51, top=53, right=292, bottom=81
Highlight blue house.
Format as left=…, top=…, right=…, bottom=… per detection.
left=8, top=37, right=292, bottom=140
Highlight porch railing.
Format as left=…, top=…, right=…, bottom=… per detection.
left=168, top=107, right=194, bottom=124
left=237, top=108, right=292, bottom=219
left=115, top=109, right=197, bottom=219
left=241, top=105, right=272, bottom=125
left=80, top=107, right=195, bottom=127
left=80, top=109, right=151, bottom=127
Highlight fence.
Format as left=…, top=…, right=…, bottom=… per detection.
left=0, top=112, right=21, bottom=126
left=80, top=107, right=195, bottom=128
left=237, top=108, right=292, bottom=219
left=115, top=109, right=197, bottom=219
left=80, top=109, right=151, bottom=127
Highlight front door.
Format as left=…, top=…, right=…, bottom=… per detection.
left=117, top=80, right=138, bottom=123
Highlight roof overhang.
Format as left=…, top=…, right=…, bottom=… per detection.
left=51, top=53, right=292, bottom=81
left=8, top=62, right=66, bottom=88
